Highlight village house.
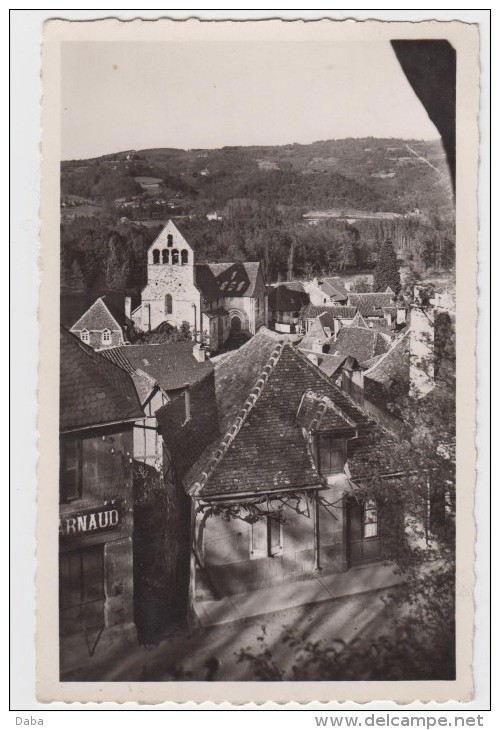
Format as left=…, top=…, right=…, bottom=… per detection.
left=59, top=328, right=145, bottom=675
left=70, top=295, right=135, bottom=350
left=346, top=290, right=406, bottom=331
left=132, top=219, right=268, bottom=353
left=267, top=282, right=310, bottom=333
left=300, top=303, right=358, bottom=335
left=304, top=276, right=351, bottom=306
left=298, top=311, right=391, bottom=383
left=100, top=341, right=214, bottom=467
left=154, top=328, right=407, bottom=618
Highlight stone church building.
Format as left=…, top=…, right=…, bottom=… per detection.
left=132, top=220, right=268, bottom=353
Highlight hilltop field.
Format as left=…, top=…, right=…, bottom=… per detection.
left=60, top=137, right=455, bottom=296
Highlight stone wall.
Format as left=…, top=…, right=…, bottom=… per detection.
left=194, top=488, right=347, bottom=598
left=140, top=261, right=202, bottom=332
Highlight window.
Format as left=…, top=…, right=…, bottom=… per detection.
left=251, top=515, right=282, bottom=558
left=181, top=249, right=189, bottom=265
left=101, top=329, right=111, bottom=344
left=60, top=439, right=82, bottom=503
left=152, top=249, right=160, bottom=264
left=318, top=434, right=346, bottom=475
left=162, top=249, right=169, bottom=264
left=363, top=500, right=378, bottom=538
left=167, top=234, right=173, bottom=247
left=80, top=329, right=89, bottom=344
left=171, top=249, right=179, bottom=265
left=165, top=294, right=173, bottom=315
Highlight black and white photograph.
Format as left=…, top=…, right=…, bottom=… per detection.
left=32, top=15, right=481, bottom=705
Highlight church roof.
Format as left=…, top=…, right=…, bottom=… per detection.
left=207, top=262, right=262, bottom=297
left=194, top=261, right=263, bottom=300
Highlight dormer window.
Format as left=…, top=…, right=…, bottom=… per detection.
left=80, top=329, right=90, bottom=344
left=317, top=434, right=346, bottom=475
left=102, top=329, right=111, bottom=345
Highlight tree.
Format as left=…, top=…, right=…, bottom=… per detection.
left=61, top=259, right=87, bottom=294
left=373, top=239, right=401, bottom=293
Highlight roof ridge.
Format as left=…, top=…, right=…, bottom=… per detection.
left=291, top=345, right=374, bottom=425
left=363, top=329, right=410, bottom=377
left=191, top=340, right=286, bottom=495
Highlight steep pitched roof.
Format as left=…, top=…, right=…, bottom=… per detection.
left=70, top=296, right=126, bottom=333
left=100, top=342, right=213, bottom=392
left=268, top=283, right=309, bottom=313
left=300, top=304, right=357, bottom=321
left=363, top=331, right=411, bottom=406
left=347, top=292, right=395, bottom=318
left=60, top=328, right=144, bottom=432
left=188, top=333, right=373, bottom=499
left=327, top=326, right=390, bottom=366
left=350, top=311, right=370, bottom=329
left=320, top=277, right=350, bottom=300
left=296, top=390, right=357, bottom=434
left=207, top=261, right=262, bottom=297
left=194, top=264, right=221, bottom=302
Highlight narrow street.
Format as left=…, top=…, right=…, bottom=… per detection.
left=63, top=587, right=400, bottom=682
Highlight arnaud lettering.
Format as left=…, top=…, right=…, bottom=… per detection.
left=59, top=508, right=119, bottom=537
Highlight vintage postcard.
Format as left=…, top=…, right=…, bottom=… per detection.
left=37, top=17, right=479, bottom=705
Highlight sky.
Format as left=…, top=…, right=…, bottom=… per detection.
left=61, top=41, right=440, bottom=160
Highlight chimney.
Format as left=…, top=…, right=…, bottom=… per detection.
left=396, top=305, right=406, bottom=325
left=409, top=303, right=434, bottom=399
left=333, top=318, right=341, bottom=339
left=344, top=281, right=352, bottom=292
left=183, top=383, right=191, bottom=424
left=124, top=296, right=132, bottom=320
left=193, top=343, right=207, bottom=362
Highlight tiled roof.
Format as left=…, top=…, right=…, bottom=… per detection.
left=327, top=326, right=390, bottom=366
left=213, top=328, right=287, bottom=433
left=298, top=317, right=331, bottom=352
left=208, top=261, right=262, bottom=297
left=100, top=347, right=135, bottom=374
left=318, top=354, right=349, bottom=378
left=195, top=264, right=221, bottom=302
left=268, top=283, right=309, bottom=313
left=346, top=430, right=405, bottom=481
left=131, top=369, right=160, bottom=405
left=60, top=327, right=144, bottom=432
left=100, top=342, right=214, bottom=393
left=363, top=331, right=411, bottom=406
left=300, top=304, right=357, bottom=321
left=296, top=390, right=357, bottom=434
left=347, top=292, right=395, bottom=318
left=320, top=277, right=350, bottom=300
left=188, top=331, right=373, bottom=499
left=155, top=372, right=220, bottom=481
left=70, top=296, right=126, bottom=333
left=350, top=311, right=369, bottom=329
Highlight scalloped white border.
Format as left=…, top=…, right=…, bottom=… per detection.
left=30, top=14, right=482, bottom=707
